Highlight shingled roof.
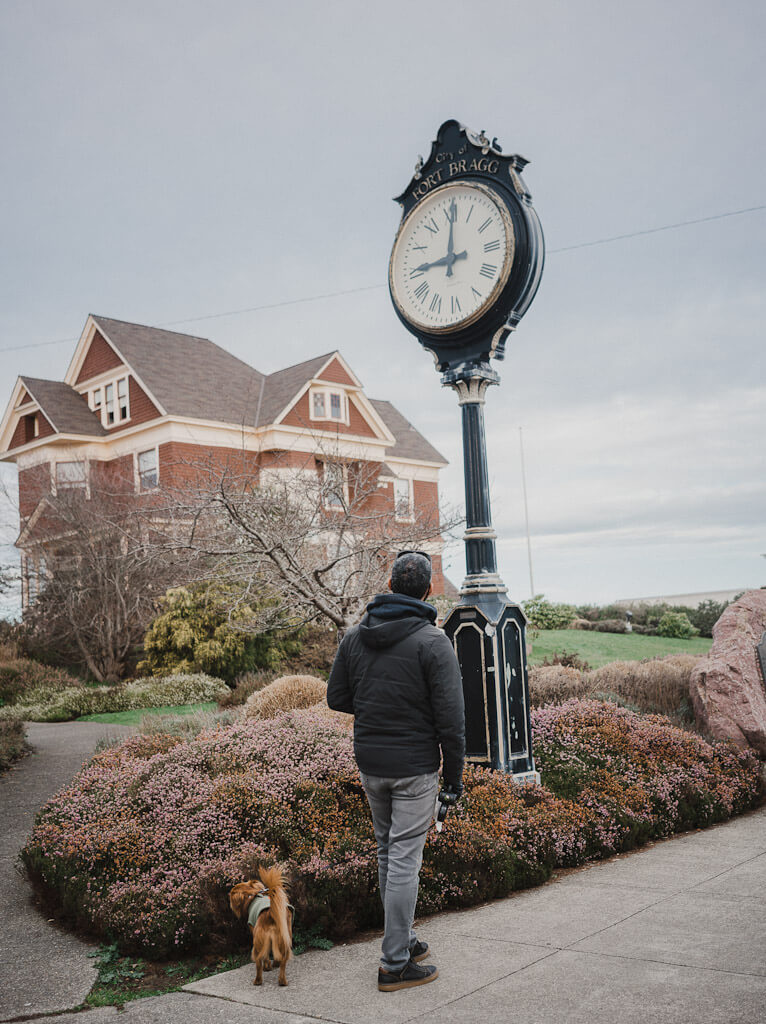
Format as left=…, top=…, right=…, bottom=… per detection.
left=370, top=400, right=447, bottom=465
left=93, top=316, right=266, bottom=425
left=256, top=352, right=335, bottom=426
left=79, top=318, right=446, bottom=463
left=20, top=377, right=106, bottom=436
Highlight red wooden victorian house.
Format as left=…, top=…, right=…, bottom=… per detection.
left=0, top=315, right=450, bottom=607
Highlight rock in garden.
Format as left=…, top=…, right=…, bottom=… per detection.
left=689, top=589, right=766, bottom=756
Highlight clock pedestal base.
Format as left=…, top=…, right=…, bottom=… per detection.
left=442, top=599, right=537, bottom=779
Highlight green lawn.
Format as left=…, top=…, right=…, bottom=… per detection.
left=528, top=630, right=712, bottom=669
left=77, top=702, right=217, bottom=725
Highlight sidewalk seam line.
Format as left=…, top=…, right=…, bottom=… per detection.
left=566, top=947, right=766, bottom=978
left=183, top=987, right=346, bottom=1023
left=399, top=949, right=561, bottom=1023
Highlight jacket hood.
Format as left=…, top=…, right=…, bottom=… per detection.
left=358, top=593, right=437, bottom=650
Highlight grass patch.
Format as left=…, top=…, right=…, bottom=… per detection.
left=78, top=702, right=217, bottom=725
left=83, top=922, right=333, bottom=1006
left=529, top=630, right=711, bottom=668
left=85, top=942, right=249, bottom=1007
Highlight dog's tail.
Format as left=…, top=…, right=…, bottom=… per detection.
left=258, top=864, right=291, bottom=960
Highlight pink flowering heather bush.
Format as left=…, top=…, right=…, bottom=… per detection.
left=22, top=702, right=761, bottom=958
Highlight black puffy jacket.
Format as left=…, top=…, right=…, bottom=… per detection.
left=326, top=593, right=465, bottom=786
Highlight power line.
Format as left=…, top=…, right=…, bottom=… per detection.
left=1, top=202, right=764, bottom=355
left=547, top=203, right=766, bottom=254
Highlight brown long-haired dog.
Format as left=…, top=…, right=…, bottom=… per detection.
left=229, top=866, right=293, bottom=987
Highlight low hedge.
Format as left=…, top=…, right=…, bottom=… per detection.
left=22, top=700, right=761, bottom=958
left=0, top=659, right=84, bottom=708
left=0, top=673, right=229, bottom=722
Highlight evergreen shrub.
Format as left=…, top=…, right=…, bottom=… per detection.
left=522, top=595, right=577, bottom=630
left=138, top=583, right=301, bottom=684
left=656, top=611, right=699, bottom=639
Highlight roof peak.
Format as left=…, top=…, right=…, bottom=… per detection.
left=91, top=314, right=213, bottom=344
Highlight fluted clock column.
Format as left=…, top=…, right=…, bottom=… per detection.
left=440, top=360, right=539, bottom=781
left=442, top=362, right=507, bottom=599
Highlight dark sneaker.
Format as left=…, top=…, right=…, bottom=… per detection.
left=409, top=940, right=430, bottom=963
left=378, top=959, right=439, bottom=991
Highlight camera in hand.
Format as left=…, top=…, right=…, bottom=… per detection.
left=433, top=783, right=462, bottom=833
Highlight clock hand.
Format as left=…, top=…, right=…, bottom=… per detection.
left=415, top=250, right=467, bottom=273
left=446, top=200, right=457, bottom=276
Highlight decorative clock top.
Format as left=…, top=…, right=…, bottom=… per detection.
left=389, top=120, right=545, bottom=372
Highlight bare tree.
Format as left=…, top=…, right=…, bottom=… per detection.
left=171, top=445, right=461, bottom=635
left=22, top=464, right=200, bottom=681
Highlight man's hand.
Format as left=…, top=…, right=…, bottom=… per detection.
left=433, top=781, right=463, bottom=833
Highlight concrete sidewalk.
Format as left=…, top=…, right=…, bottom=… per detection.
left=0, top=721, right=135, bottom=1022
left=182, top=805, right=766, bottom=1024
left=2, top=723, right=765, bottom=1023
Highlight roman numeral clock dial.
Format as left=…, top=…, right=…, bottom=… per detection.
left=389, top=182, right=515, bottom=334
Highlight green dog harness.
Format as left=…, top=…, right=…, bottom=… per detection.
left=246, top=892, right=295, bottom=929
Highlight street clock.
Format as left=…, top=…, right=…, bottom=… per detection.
left=388, top=119, right=545, bottom=780
left=389, top=120, right=544, bottom=371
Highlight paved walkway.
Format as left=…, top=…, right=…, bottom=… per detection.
left=1, top=723, right=765, bottom=1023
left=0, top=722, right=135, bottom=1021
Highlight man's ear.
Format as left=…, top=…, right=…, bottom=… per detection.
left=387, top=577, right=393, bottom=592
left=424, top=581, right=433, bottom=599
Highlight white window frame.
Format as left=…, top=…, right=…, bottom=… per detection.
left=393, top=477, right=414, bottom=521
left=89, top=374, right=130, bottom=427
left=53, top=459, right=89, bottom=496
left=309, top=386, right=348, bottom=425
left=135, top=446, right=159, bottom=492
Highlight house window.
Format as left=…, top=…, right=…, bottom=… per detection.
left=118, top=377, right=129, bottom=420
left=309, top=387, right=347, bottom=424
left=323, top=462, right=345, bottom=508
left=90, top=376, right=129, bottom=426
left=23, top=412, right=39, bottom=442
left=55, top=460, right=87, bottom=489
left=137, top=448, right=158, bottom=491
left=104, top=383, right=115, bottom=424
left=394, top=478, right=412, bottom=520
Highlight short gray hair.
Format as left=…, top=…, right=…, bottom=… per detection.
left=391, top=552, right=431, bottom=599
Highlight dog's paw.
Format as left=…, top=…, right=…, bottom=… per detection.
left=279, top=978, right=288, bottom=987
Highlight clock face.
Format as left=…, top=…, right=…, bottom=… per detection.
left=389, top=181, right=515, bottom=335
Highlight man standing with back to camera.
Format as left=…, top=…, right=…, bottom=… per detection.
left=327, top=550, right=465, bottom=991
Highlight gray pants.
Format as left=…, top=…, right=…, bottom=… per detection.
left=361, top=771, right=439, bottom=971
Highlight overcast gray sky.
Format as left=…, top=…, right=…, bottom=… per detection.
left=1, top=0, right=764, bottom=615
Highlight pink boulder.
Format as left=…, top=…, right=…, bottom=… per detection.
left=689, top=589, right=766, bottom=756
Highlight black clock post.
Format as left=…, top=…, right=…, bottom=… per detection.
left=388, top=121, right=545, bottom=780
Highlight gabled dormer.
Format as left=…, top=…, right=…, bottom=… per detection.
left=64, top=316, right=165, bottom=433
left=272, top=352, right=396, bottom=447
left=0, top=376, right=106, bottom=458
